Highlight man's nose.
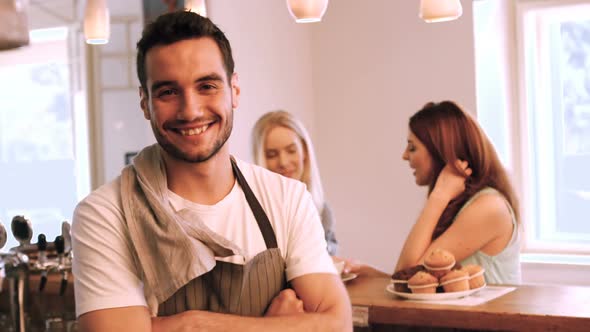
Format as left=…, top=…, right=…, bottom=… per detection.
left=177, top=91, right=204, bottom=121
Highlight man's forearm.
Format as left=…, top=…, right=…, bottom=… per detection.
left=153, top=308, right=352, bottom=332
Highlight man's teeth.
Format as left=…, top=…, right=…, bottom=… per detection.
left=180, top=125, right=209, bottom=136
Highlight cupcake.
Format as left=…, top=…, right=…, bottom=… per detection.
left=439, top=269, right=470, bottom=292
left=462, top=264, right=486, bottom=289
left=424, top=249, right=456, bottom=278
left=407, top=271, right=438, bottom=294
left=391, top=265, right=425, bottom=293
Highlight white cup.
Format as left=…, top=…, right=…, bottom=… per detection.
left=334, top=261, right=345, bottom=275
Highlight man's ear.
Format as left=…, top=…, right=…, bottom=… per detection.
left=230, top=73, right=240, bottom=109
left=139, top=87, right=150, bottom=120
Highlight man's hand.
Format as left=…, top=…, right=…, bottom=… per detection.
left=265, top=289, right=304, bottom=317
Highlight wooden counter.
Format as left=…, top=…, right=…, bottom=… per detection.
left=346, top=276, right=590, bottom=331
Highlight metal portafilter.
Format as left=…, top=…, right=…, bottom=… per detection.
left=7, top=216, right=32, bottom=332
left=54, top=235, right=68, bottom=296
left=11, top=215, right=32, bottom=247
left=5, top=216, right=30, bottom=266
left=0, top=222, right=7, bottom=250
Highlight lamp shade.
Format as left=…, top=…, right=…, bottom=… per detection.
left=84, top=0, right=110, bottom=44
left=419, top=0, right=463, bottom=23
left=185, top=0, right=207, bottom=17
left=286, top=0, right=329, bottom=23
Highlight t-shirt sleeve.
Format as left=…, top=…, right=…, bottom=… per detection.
left=71, top=185, right=147, bottom=317
left=284, top=184, right=337, bottom=281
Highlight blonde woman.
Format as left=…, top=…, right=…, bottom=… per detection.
left=252, top=110, right=338, bottom=255
left=253, top=111, right=388, bottom=277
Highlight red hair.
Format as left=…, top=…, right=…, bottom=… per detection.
left=409, top=101, right=520, bottom=239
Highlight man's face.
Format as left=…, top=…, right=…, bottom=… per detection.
left=140, top=37, right=240, bottom=163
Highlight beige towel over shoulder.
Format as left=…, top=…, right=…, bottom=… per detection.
left=120, top=144, right=243, bottom=313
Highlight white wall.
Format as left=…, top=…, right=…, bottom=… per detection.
left=311, top=1, right=477, bottom=273
left=206, top=0, right=315, bottom=162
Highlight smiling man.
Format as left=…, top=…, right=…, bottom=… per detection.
left=71, top=11, right=351, bottom=332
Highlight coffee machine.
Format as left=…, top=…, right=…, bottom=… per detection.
left=0, top=216, right=75, bottom=332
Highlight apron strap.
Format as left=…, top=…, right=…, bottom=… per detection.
left=230, top=156, right=278, bottom=249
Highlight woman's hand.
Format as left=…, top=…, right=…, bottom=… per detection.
left=431, top=160, right=472, bottom=202
left=332, top=256, right=389, bottom=278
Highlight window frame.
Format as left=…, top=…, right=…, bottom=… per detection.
left=0, top=26, right=91, bottom=249
left=515, top=0, right=590, bottom=255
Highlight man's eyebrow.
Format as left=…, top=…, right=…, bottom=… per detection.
left=150, top=80, right=175, bottom=93
left=195, top=73, right=224, bottom=83
left=149, top=73, right=226, bottom=93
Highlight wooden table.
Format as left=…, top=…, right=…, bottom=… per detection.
left=346, top=276, right=590, bottom=331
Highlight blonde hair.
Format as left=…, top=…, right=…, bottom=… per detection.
left=252, top=110, right=325, bottom=212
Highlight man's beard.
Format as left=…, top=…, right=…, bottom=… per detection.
left=152, top=109, right=233, bottom=164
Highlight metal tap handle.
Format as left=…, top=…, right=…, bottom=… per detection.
left=54, top=235, right=65, bottom=255
left=38, top=234, right=48, bottom=292
left=59, top=271, right=69, bottom=296
left=54, top=235, right=68, bottom=295
left=37, top=234, right=47, bottom=252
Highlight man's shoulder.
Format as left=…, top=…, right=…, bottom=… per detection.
left=78, top=176, right=122, bottom=209
left=73, top=176, right=124, bottom=230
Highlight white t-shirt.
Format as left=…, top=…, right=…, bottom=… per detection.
left=72, top=159, right=335, bottom=317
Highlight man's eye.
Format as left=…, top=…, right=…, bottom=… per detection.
left=200, top=84, right=217, bottom=92
left=158, top=89, right=177, bottom=97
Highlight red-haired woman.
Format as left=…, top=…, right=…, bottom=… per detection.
left=395, top=101, right=522, bottom=284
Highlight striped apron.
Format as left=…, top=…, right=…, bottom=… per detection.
left=158, top=158, right=287, bottom=317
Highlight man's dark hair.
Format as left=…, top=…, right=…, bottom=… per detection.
left=136, top=10, right=235, bottom=93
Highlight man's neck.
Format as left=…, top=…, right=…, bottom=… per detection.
left=163, top=149, right=235, bottom=205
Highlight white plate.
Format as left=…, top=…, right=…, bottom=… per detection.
left=341, top=273, right=358, bottom=282
left=386, top=283, right=486, bottom=301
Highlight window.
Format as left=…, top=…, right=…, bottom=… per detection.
left=0, top=27, right=90, bottom=249
left=517, top=1, right=590, bottom=254
left=475, top=0, right=590, bottom=257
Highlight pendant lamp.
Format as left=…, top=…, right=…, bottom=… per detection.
left=185, top=0, right=207, bottom=17
left=84, top=0, right=110, bottom=44
left=419, top=0, right=463, bottom=23
left=286, top=0, right=329, bottom=23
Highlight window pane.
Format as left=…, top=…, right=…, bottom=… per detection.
left=556, top=20, right=590, bottom=238
left=0, top=28, right=88, bottom=250
left=521, top=6, right=590, bottom=251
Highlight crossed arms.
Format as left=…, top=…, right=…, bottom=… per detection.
left=78, top=272, right=352, bottom=332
